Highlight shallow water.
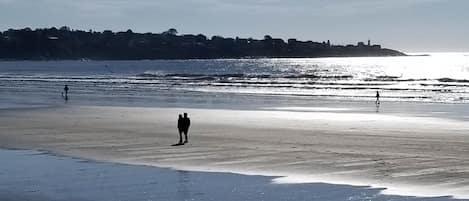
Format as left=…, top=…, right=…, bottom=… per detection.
left=0, top=149, right=463, bottom=201
left=1, top=53, right=469, bottom=108
left=2, top=54, right=469, bottom=121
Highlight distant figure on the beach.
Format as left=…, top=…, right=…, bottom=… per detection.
left=177, top=114, right=184, bottom=144
left=375, top=91, right=380, bottom=105
left=182, top=113, right=191, bottom=143
left=63, top=85, right=69, bottom=101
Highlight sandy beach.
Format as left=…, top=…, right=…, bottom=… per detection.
left=3, top=149, right=454, bottom=201
left=1, top=105, right=469, bottom=199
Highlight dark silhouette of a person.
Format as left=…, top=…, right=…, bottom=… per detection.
left=376, top=91, right=380, bottom=105
left=64, top=85, right=69, bottom=100
left=182, top=113, right=191, bottom=143
left=177, top=114, right=184, bottom=144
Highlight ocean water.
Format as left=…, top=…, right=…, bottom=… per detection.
left=0, top=149, right=461, bottom=201
left=1, top=53, right=469, bottom=117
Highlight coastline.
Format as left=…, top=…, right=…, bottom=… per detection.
left=0, top=54, right=410, bottom=62
left=0, top=52, right=408, bottom=61
left=2, top=105, right=469, bottom=199
left=1, top=148, right=459, bottom=201
left=0, top=27, right=406, bottom=60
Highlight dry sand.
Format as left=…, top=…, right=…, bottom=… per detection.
left=1, top=106, right=469, bottom=198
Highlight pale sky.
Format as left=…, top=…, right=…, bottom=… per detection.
left=0, top=0, right=468, bottom=52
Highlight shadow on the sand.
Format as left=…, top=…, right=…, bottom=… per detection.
left=171, top=143, right=185, bottom=146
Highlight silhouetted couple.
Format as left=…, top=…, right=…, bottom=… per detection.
left=177, top=113, right=191, bottom=145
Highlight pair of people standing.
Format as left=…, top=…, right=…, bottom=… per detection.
left=177, top=113, right=191, bottom=145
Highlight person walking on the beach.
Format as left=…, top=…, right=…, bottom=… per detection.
left=182, top=113, right=191, bottom=143
left=177, top=114, right=184, bottom=144
left=63, top=85, right=70, bottom=100
left=64, top=85, right=69, bottom=96
left=375, top=91, right=380, bottom=105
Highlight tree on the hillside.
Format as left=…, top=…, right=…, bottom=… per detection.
left=163, top=28, right=178, bottom=36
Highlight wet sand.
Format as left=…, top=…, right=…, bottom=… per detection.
left=1, top=105, right=469, bottom=198
left=2, top=149, right=457, bottom=201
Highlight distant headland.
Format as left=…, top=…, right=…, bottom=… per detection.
left=0, top=27, right=406, bottom=60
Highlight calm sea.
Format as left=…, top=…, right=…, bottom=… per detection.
left=1, top=52, right=469, bottom=110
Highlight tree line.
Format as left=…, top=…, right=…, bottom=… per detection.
left=0, top=27, right=405, bottom=60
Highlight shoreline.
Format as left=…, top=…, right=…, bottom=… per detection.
left=3, top=91, right=469, bottom=121
left=2, top=148, right=460, bottom=201
left=2, top=105, right=469, bottom=198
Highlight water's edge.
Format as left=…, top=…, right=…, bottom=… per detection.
left=0, top=147, right=462, bottom=201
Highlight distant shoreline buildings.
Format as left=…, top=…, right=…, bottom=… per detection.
left=0, top=27, right=406, bottom=60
